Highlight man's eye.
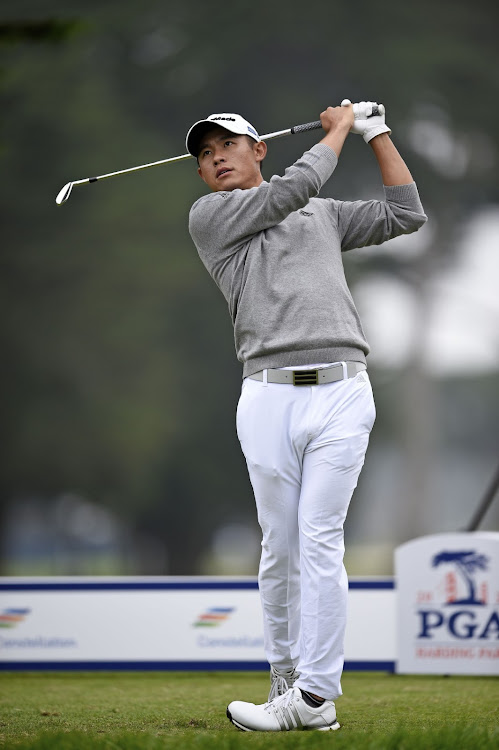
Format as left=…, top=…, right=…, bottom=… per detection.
left=224, top=140, right=234, bottom=147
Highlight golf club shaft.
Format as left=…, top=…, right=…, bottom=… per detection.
left=72, top=152, right=193, bottom=186
left=55, top=119, right=323, bottom=204
left=56, top=105, right=384, bottom=205
left=87, top=120, right=324, bottom=178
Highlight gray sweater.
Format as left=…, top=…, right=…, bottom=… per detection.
left=189, top=143, right=427, bottom=378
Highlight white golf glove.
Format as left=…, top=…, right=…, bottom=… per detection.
left=343, top=100, right=391, bottom=143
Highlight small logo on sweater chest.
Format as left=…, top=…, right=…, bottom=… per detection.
left=299, top=210, right=314, bottom=217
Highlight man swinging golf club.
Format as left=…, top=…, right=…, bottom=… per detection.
left=186, top=101, right=427, bottom=732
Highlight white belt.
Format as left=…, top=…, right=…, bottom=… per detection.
left=248, top=361, right=366, bottom=386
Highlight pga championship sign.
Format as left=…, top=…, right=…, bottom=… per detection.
left=395, top=532, right=499, bottom=675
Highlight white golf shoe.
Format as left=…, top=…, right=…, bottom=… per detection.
left=227, top=686, right=340, bottom=732
left=268, top=665, right=299, bottom=701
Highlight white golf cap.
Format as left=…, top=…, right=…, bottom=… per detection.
left=186, top=113, right=260, bottom=157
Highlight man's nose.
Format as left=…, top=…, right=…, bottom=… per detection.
left=213, top=150, right=225, bottom=165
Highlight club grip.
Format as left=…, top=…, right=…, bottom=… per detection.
left=290, top=120, right=322, bottom=135
left=291, top=105, right=383, bottom=137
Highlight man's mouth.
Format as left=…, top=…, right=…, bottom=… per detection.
left=216, top=167, right=232, bottom=178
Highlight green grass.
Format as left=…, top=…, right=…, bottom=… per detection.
left=0, top=672, right=498, bottom=749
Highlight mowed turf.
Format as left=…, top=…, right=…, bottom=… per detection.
left=0, top=671, right=498, bottom=749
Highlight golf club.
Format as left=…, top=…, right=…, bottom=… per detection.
left=55, top=102, right=385, bottom=205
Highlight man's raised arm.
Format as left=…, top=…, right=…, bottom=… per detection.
left=370, top=133, right=414, bottom=186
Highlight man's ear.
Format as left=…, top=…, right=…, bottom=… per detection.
left=197, top=165, right=207, bottom=184
left=254, top=140, right=267, bottom=164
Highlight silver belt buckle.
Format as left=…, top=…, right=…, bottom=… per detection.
left=292, top=369, right=319, bottom=386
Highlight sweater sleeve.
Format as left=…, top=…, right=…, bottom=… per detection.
left=189, top=144, right=338, bottom=255
left=335, top=182, right=428, bottom=252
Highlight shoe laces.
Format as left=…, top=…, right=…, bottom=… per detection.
left=269, top=666, right=297, bottom=701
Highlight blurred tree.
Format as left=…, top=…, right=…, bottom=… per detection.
left=0, top=19, right=81, bottom=43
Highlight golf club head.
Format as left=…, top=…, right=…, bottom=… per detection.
left=56, top=182, right=73, bottom=205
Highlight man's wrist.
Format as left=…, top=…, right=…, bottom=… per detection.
left=320, top=126, right=350, bottom=159
left=334, top=120, right=353, bottom=137
left=364, top=124, right=391, bottom=144
left=368, top=132, right=391, bottom=147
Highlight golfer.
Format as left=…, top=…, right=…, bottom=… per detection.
left=186, top=102, right=427, bottom=731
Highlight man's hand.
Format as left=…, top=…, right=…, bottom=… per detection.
left=319, top=105, right=354, bottom=158
left=320, top=105, right=354, bottom=136
left=345, top=100, right=391, bottom=143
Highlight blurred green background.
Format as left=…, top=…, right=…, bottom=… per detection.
left=1, top=0, right=498, bottom=576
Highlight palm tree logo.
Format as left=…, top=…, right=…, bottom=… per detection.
left=432, top=550, right=489, bottom=606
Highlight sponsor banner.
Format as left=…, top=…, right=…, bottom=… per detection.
left=395, top=532, right=499, bottom=675
left=0, top=578, right=394, bottom=669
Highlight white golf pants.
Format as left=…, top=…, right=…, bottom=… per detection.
left=236, top=366, right=376, bottom=700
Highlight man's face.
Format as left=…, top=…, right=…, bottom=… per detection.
left=196, top=126, right=267, bottom=192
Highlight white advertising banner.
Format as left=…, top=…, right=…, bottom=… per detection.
left=0, top=578, right=395, bottom=670
left=395, top=532, right=499, bottom=675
